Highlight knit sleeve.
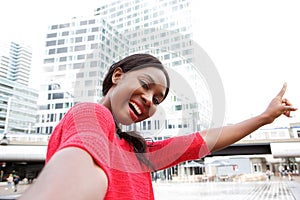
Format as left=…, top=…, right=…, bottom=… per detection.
left=46, top=103, right=116, bottom=168
left=146, top=132, right=210, bottom=171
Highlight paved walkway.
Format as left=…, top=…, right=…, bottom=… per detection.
left=0, top=176, right=300, bottom=199
left=153, top=176, right=300, bottom=200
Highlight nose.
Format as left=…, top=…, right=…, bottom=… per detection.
left=141, top=93, right=152, bottom=107
left=141, top=93, right=157, bottom=117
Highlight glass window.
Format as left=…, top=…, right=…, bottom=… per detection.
left=73, top=63, right=84, bottom=69
left=90, top=61, right=98, bottom=67
left=75, top=37, right=83, bottom=43
left=57, top=39, right=65, bottom=45
left=62, top=31, right=69, bottom=36
left=80, top=20, right=87, bottom=26
left=55, top=103, right=63, bottom=109
left=88, top=35, right=95, bottom=41
left=51, top=25, right=58, bottom=30
left=59, top=57, right=67, bottom=62
left=49, top=49, right=56, bottom=55
left=57, top=47, right=68, bottom=53
left=74, top=45, right=86, bottom=51
left=44, top=58, right=55, bottom=64
left=76, top=29, right=87, bottom=34
left=92, top=27, right=99, bottom=32
left=53, top=93, right=64, bottom=99
left=47, top=33, right=57, bottom=38
left=77, top=54, right=85, bottom=60
left=88, top=19, right=95, bottom=24
left=46, top=40, right=56, bottom=46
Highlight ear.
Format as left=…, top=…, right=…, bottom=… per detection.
left=112, top=67, right=124, bottom=84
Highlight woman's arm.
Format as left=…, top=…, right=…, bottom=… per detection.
left=19, top=147, right=108, bottom=200
left=201, top=83, right=297, bottom=152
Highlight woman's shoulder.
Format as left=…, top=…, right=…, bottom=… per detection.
left=71, top=102, right=110, bottom=115
left=65, top=102, right=114, bottom=128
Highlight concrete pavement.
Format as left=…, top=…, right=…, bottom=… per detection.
left=1, top=176, right=300, bottom=199
left=153, top=176, right=300, bottom=200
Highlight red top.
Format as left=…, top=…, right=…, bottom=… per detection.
left=46, top=102, right=210, bottom=200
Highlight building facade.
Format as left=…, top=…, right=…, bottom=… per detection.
left=0, top=42, right=38, bottom=135
left=94, top=0, right=213, bottom=139
left=0, top=78, right=38, bottom=135
left=36, top=17, right=129, bottom=134
left=0, top=42, right=32, bottom=86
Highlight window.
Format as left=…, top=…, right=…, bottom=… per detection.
left=49, top=49, right=56, bottom=55
left=62, top=31, right=69, bottom=36
left=44, top=58, right=54, bottom=64
left=92, top=27, right=99, bottom=32
left=90, top=61, right=98, bottom=67
left=80, top=20, right=87, bottom=26
left=51, top=25, right=58, bottom=29
left=77, top=54, right=85, bottom=60
left=73, top=63, right=84, bottom=69
left=47, top=33, right=57, bottom=38
left=57, top=39, right=65, bottom=45
left=57, top=47, right=68, bottom=53
left=74, top=45, right=86, bottom=51
left=88, top=35, right=95, bottom=41
left=55, top=103, right=63, bottom=109
left=76, top=29, right=87, bottom=34
left=53, top=93, right=64, bottom=99
left=46, top=40, right=56, bottom=46
left=88, top=19, right=95, bottom=24
left=59, top=57, right=67, bottom=62
left=75, top=37, right=83, bottom=43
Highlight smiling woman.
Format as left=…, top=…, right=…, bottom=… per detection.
left=19, top=53, right=297, bottom=200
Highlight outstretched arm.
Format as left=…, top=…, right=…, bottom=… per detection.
left=19, top=147, right=108, bottom=200
left=200, top=83, right=297, bottom=152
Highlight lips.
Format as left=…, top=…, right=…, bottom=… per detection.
left=129, top=100, right=143, bottom=121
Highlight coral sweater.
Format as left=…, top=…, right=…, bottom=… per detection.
left=46, top=102, right=210, bottom=200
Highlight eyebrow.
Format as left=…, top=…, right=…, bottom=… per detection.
left=142, top=73, right=165, bottom=99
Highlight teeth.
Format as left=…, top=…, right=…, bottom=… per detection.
left=130, top=101, right=142, bottom=115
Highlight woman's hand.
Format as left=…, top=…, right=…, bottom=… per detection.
left=262, top=83, right=297, bottom=124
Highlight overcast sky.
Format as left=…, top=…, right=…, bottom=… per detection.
left=1, top=0, right=300, bottom=125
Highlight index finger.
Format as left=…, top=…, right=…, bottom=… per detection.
left=276, top=82, right=287, bottom=98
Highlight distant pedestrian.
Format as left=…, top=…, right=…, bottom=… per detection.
left=6, top=174, right=13, bottom=186
left=288, top=171, right=293, bottom=181
left=266, top=169, right=272, bottom=181
left=13, top=175, right=20, bottom=192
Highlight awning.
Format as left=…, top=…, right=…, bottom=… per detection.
left=0, top=145, right=47, bottom=161
left=270, top=142, right=300, bottom=158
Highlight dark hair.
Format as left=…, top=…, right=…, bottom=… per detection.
left=102, top=54, right=170, bottom=169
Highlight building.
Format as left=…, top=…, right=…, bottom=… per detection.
left=94, top=0, right=214, bottom=139
left=0, top=42, right=38, bottom=135
left=36, top=16, right=129, bottom=134
left=0, top=42, right=32, bottom=86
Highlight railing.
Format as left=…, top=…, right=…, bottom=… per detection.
left=0, top=134, right=49, bottom=145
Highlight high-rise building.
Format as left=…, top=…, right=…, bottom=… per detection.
left=37, top=0, right=213, bottom=138
left=0, top=42, right=32, bottom=86
left=94, top=0, right=213, bottom=138
left=36, top=17, right=129, bottom=134
left=0, top=42, right=38, bottom=135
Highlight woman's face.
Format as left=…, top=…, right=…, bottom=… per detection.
left=108, top=66, right=168, bottom=125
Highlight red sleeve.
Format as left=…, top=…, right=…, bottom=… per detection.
left=146, top=132, right=210, bottom=171
left=46, top=103, right=116, bottom=167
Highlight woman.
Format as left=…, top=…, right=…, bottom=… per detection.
left=20, top=54, right=297, bottom=200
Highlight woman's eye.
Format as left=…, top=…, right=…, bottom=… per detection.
left=153, top=97, right=160, bottom=105
left=140, top=80, right=149, bottom=89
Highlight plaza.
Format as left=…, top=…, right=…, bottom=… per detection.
left=1, top=176, right=300, bottom=199
left=153, top=177, right=300, bottom=200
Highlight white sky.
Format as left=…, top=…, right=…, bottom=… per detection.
left=1, top=0, right=300, bottom=124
